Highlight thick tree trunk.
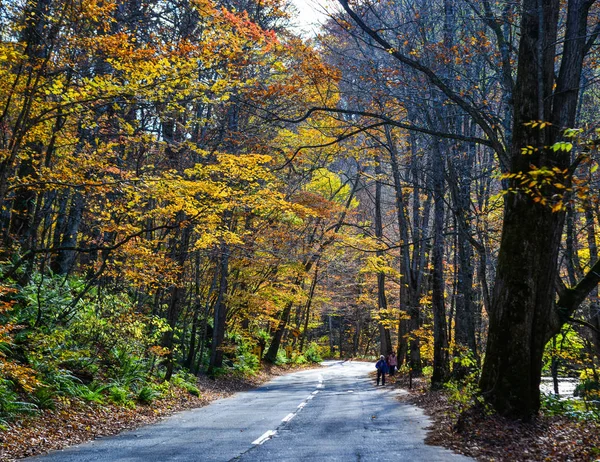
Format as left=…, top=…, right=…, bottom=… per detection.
left=480, top=0, right=593, bottom=418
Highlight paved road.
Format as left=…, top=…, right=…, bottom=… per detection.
left=30, top=361, right=472, bottom=461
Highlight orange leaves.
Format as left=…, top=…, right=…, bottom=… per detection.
left=0, top=285, right=40, bottom=393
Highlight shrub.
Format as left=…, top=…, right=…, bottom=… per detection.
left=183, top=383, right=201, bottom=397
left=108, top=347, right=148, bottom=389
left=541, top=393, right=597, bottom=420
left=171, top=371, right=201, bottom=396
left=304, top=342, right=322, bottom=363
left=275, top=350, right=288, bottom=365
left=234, top=353, right=260, bottom=374
left=291, top=354, right=307, bottom=365
left=151, top=381, right=172, bottom=398
left=444, top=369, right=488, bottom=421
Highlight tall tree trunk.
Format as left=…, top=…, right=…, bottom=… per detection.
left=51, top=192, right=84, bottom=275
left=431, top=140, right=449, bottom=386
left=162, top=226, right=191, bottom=382
left=208, top=243, right=230, bottom=373
left=480, top=0, right=592, bottom=418
left=375, top=155, right=392, bottom=356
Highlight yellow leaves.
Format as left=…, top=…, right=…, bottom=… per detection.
left=524, top=120, right=553, bottom=129
left=360, top=255, right=400, bottom=278
left=521, top=145, right=537, bottom=155
left=0, top=44, right=24, bottom=64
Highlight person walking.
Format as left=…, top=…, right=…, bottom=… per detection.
left=375, top=355, right=389, bottom=386
left=387, top=352, right=397, bottom=376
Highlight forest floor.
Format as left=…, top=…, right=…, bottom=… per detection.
left=390, top=374, right=600, bottom=461
left=0, top=363, right=315, bottom=461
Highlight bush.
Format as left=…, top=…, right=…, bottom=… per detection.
left=291, top=354, right=307, bottom=365
left=151, top=381, right=172, bottom=399
left=45, top=369, right=82, bottom=397
left=228, top=332, right=260, bottom=375
left=541, top=393, right=597, bottom=420
left=444, top=369, right=488, bottom=421
left=421, top=366, right=433, bottom=377
left=275, top=350, right=288, bottom=365
left=304, top=342, right=322, bottom=363
left=234, top=353, right=260, bottom=374
left=108, top=347, right=148, bottom=389
left=171, top=371, right=200, bottom=396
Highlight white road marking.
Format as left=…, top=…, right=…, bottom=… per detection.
left=312, top=390, right=319, bottom=395
left=252, top=430, right=277, bottom=445
left=282, top=413, right=295, bottom=423
left=306, top=395, right=314, bottom=400
left=317, top=383, right=324, bottom=389
left=297, top=402, right=306, bottom=409
left=318, top=374, right=323, bottom=382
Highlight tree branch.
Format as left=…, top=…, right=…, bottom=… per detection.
left=336, top=0, right=506, bottom=159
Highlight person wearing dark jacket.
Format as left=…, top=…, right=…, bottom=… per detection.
left=375, top=355, right=389, bottom=385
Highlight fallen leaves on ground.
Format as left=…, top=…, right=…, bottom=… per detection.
left=393, top=376, right=600, bottom=461
left=0, top=363, right=313, bottom=461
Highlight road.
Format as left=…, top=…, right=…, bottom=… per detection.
left=30, top=361, right=472, bottom=461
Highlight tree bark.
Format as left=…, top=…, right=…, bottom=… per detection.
left=480, top=0, right=594, bottom=418
left=431, top=140, right=449, bottom=386
left=208, top=243, right=230, bottom=373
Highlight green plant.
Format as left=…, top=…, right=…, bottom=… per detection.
left=183, top=383, right=201, bottom=397
left=151, top=381, right=172, bottom=398
left=275, top=350, right=288, bottom=365
left=0, top=380, right=37, bottom=429
left=421, top=366, right=433, bottom=377
left=31, top=387, right=55, bottom=410
left=291, top=353, right=307, bottom=365
left=45, top=369, right=82, bottom=397
left=108, top=386, right=132, bottom=406
left=137, top=385, right=160, bottom=404
left=233, top=353, right=260, bottom=374
left=540, top=393, right=597, bottom=420
left=304, top=342, right=322, bottom=363
left=108, top=347, right=148, bottom=389
left=171, top=371, right=201, bottom=396
left=74, top=382, right=108, bottom=404
left=444, top=369, right=488, bottom=421
left=228, top=332, right=260, bottom=374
